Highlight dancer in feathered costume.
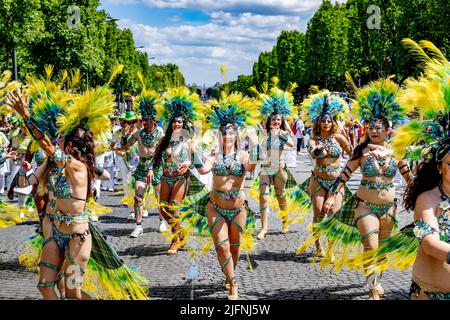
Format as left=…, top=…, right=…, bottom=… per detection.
left=118, top=72, right=164, bottom=238
left=152, top=86, right=206, bottom=254
left=296, top=75, right=413, bottom=299
left=174, top=90, right=260, bottom=299
left=296, top=89, right=353, bottom=258
left=8, top=65, right=148, bottom=300
left=248, top=77, right=302, bottom=240
left=346, top=39, right=450, bottom=300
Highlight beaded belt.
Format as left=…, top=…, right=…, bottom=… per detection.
left=213, top=187, right=244, bottom=200
left=54, top=211, right=89, bottom=226
left=361, top=179, right=394, bottom=191
left=316, top=165, right=340, bottom=175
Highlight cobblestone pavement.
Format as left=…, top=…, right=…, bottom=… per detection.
left=0, top=151, right=413, bottom=300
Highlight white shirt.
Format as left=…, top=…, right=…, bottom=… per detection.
left=295, top=119, right=305, bottom=139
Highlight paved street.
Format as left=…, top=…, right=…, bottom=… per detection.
left=0, top=151, right=413, bottom=300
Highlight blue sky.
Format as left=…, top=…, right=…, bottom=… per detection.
left=100, top=0, right=346, bottom=86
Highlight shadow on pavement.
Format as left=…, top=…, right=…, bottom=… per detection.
left=249, top=250, right=316, bottom=264
left=149, top=281, right=226, bottom=300
left=244, top=284, right=367, bottom=300
left=117, top=244, right=172, bottom=257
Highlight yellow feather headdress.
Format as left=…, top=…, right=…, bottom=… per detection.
left=391, top=39, right=450, bottom=162
left=156, top=86, right=202, bottom=127
left=56, top=64, right=123, bottom=140
left=200, top=91, right=261, bottom=131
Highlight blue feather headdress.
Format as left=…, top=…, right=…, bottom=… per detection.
left=200, top=92, right=261, bottom=130
left=301, top=89, right=350, bottom=125
left=135, top=72, right=158, bottom=120
left=156, top=87, right=202, bottom=127
left=346, top=73, right=407, bottom=126
left=250, top=77, right=298, bottom=119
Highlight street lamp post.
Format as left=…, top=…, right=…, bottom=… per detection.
left=12, top=48, right=17, bottom=80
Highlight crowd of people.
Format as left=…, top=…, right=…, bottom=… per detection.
left=0, top=39, right=449, bottom=301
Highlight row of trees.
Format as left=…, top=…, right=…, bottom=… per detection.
left=224, top=0, right=449, bottom=101
left=0, top=0, right=185, bottom=100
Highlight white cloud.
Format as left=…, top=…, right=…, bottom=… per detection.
left=119, top=11, right=307, bottom=86
left=108, top=1, right=347, bottom=86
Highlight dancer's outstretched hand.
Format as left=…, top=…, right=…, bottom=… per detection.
left=6, top=89, right=30, bottom=119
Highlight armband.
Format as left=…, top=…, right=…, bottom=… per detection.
left=279, top=134, right=289, bottom=144
left=330, top=177, right=342, bottom=195
left=18, top=168, right=26, bottom=175
left=50, top=148, right=65, bottom=163
left=94, top=165, right=105, bottom=176
left=25, top=117, right=45, bottom=141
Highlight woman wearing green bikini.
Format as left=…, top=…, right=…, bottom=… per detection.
left=303, top=90, right=353, bottom=257
left=152, top=87, right=202, bottom=254
left=194, top=92, right=260, bottom=300
left=322, top=78, right=412, bottom=299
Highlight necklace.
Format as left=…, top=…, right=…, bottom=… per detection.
left=218, top=152, right=237, bottom=172
left=140, top=128, right=158, bottom=147
left=439, top=181, right=450, bottom=202
left=169, top=136, right=183, bottom=148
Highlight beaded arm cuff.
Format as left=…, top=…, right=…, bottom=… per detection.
left=25, top=117, right=45, bottom=141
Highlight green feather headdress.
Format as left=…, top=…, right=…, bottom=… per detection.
left=57, top=64, right=123, bottom=140
left=301, top=89, right=350, bottom=125
left=134, top=71, right=158, bottom=120
left=346, top=73, right=407, bottom=126
left=391, top=39, right=450, bottom=162
left=250, top=77, right=298, bottom=119
left=156, top=86, right=202, bottom=127
left=200, top=91, right=261, bottom=131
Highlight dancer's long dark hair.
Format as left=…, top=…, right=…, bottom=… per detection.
left=63, top=127, right=96, bottom=198
left=403, top=147, right=447, bottom=211
left=351, top=119, right=389, bottom=161
left=153, top=118, right=191, bottom=169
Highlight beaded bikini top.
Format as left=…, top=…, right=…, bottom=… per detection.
left=316, top=135, right=342, bottom=159
left=162, top=137, right=189, bottom=165
left=47, top=166, right=63, bottom=193
left=212, top=152, right=245, bottom=177
left=361, top=155, right=397, bottom=178
left=414, top=182, right=450, bottom=244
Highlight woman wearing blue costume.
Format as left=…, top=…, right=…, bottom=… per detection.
left=349, top=39, right=450, bottom=300
left=7, top=65, right=149, bottom=300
